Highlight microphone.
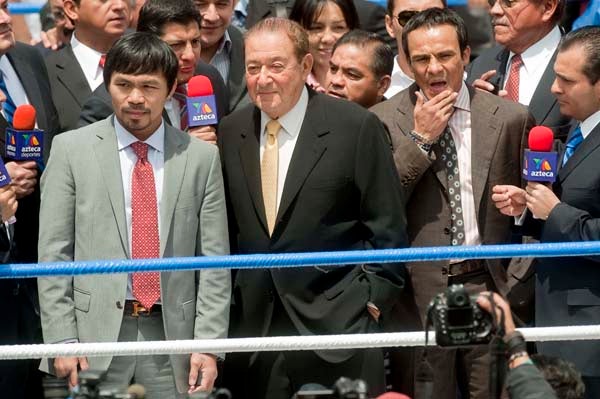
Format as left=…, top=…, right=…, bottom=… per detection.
left=376, top=393, right=412, bottom=399
left=522, top=126, right=558, bottom=183
left=0, top=156, right=16, bottom=225
left=5, top=104, right=44, bottom=166
left=186, top=75, right=218, bottom=127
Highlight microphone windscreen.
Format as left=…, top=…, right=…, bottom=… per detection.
left=528, top=126, right=554, bottom=152
left=12, top=104, right=36, bottom=130
left=187, top=75, right=214, bottom=97
left=376, top=393, right=412, bottom=399
left=127, top=383, right=146, bottom=398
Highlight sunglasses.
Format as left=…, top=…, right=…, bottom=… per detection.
left=396, top=10, right=418, bottom=27
left=487, top=0, right=519, bottom=8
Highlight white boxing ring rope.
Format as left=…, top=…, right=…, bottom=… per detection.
left=2, top=326, right=600, bottom=360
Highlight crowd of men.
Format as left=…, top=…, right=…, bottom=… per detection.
left=0, top=0, right=598, bottom=398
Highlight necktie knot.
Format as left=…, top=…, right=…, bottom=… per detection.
left=266, top=119, right=281, bottom=145
left=511, top=54, right=523, bottom=69
left=131, top=141, right=149, bottom=161
left=99, top=54, right=107, bottom=69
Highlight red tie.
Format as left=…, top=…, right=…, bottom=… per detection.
left=130, top=142, right=161, bottom=309
left=173, top=84, right=188, bottom=131
left=505, top=54, right=523, bottom=102
left=99, top=54, right=107, bottom=69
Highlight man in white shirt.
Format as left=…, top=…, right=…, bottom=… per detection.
left=383, top=0, right=445, bottom=98
left=45, top=0, right=131, bottom=132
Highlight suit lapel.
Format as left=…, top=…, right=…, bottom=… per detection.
left=160, top=125, right=188, bottom=256
left=276, top=94, right=328, bottom=231
left=558, top=124, right=600, bottom=182
left=528, top=49, right=559, bottom=124
left=239, top=107, right=269, bottom=233
left=93, top=118, right=129, bottom=256
left=469, top=88, right=501, bottom=216
left=54, top=45, right=92, bottom=107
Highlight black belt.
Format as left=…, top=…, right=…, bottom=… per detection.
left=124, top=300, right=162, bottom=317
left=448, top=259, right=486, bottom=277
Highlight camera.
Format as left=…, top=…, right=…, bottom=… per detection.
left=428, top=284, right=493, bottom=346
left=294, top=377, right=368, bottom=399
left=73, top=370, right=143, bottom=399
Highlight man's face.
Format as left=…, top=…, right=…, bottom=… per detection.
left=64, top=0, right=129, bottom=39
left=326, top=43, right=389, bottom=108
left=50, top=0, right=75, bottom=41
left=490, top=0, right=557, bottom=54
left=195, top=0, right=233, bottom=50
left=161, top=21, right=202, bottom=85
left=407, top=24, right=470, bottom=100
left=551, top=45, right=600, bottom=122
left=385, top=0, right=444, bottom=50
left=129, top=0, right=146, bottom=29
left=245, top=31, right=312, bottom=119
left=0, top=0, right=15, bottom=54
left=109, top=71, right=174, bottom=141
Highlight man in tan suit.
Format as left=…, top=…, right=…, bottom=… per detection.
left=371, top=8, right=533, bottom=399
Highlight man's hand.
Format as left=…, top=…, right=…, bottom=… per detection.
left=54, top=356, right=89, bottom=389
left=5, top=161, right=37, bottom=199
left=37, top=28, right=62, bottom=50
left=413, top=90, right=458, bottom=142
left=188, top=126, right=217, bottom=145
left=472, top=70, right=508, bottom=98
left=492, top=185, right=527, bottom=216
left=188, top=353, right=218, bottom=394
left=366, top=301, right=381, bottom=323
left=0, top=185, right=17, bottom=222
left=525, top=182, right=560, bottom=220
left=476, top=292, right=515, bottom=334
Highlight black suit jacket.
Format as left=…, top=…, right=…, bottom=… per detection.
left=467, top=45, right=572, bottom=141
left=218, top=89, right=408, bottom=362
left=78, top=61, right=230, bottom=127
left=45, top=44, right=92, bottom=133
left=534, top=121, right=600, bottom=376
left=226, top=26, right=251, bottom=112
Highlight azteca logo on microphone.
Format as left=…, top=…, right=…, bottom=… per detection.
left=190, top=101, right=216, bottom=122
left=5, top=130, right=43, bottom=160
left=525, top=157, right=554, bottom=177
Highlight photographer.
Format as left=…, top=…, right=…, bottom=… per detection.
left=477, top=293, right=557, bottom=399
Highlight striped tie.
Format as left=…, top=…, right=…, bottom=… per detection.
left=562, top=126, right=583, bottom=166
left=0, top=71, right=16, bottom=125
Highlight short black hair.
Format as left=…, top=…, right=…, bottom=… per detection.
left=386, top=0, right=446, bottom=18
left=137, top=0, right=202, bottom=37
left=289, top=0, right=360, bottom=31
left=531, top=354, right=585, bottom=399
left=333, top=30, right=393, bottom=79
left=558, top=25, right=600, bottom=84
left=104, top=32, right=179, bottom=91
left=401, top=7, right=468, bottom=62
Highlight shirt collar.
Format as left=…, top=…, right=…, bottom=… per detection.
left=71, top=33, right=104, bottom=78
left=391, top=56, right=414, bottom=85
left=509, top=26, right=561, bottom=75
left=580, top=110, right=600, bottom=139
left=115, top=116, right=165, bottom=153
left=215, top=29, right=232, bottom=57
left=454, top=81, right=470, bottom=112
left=260, top=86, right=309, bottom=140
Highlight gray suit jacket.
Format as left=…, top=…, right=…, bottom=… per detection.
left=227, top=26, right=251, bottom=112
left=371, top=84, right=534, bottom=324
left=37, top=117, right=231, bottom=393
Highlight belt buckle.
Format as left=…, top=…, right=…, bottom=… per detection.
left=131, top=301, right=151, bottom=317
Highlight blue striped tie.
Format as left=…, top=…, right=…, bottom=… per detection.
left=0, top=71, right=16, bottom=125
left=562, top=126, right=584, bottom=166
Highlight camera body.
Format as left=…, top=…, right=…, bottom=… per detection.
left=428, top=284, right=493, bottom=346
left=294, top=377, right=368, bottom=399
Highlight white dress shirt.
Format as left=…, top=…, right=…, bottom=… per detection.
left=115, top=117, right=165, bottom=301
left=579, top=110, right=600, bottom=140
left=503, top=26, right=561, bottom=107
left=385, top=56, right=414, bottom=99
left=259, top=87, right=309, bottom=211
left=71, top=33, right=105, bottom=91
left=0, top=55, right=32, bottom=121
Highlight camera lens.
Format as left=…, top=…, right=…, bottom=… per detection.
left=453, top=293, right=468, bottom=306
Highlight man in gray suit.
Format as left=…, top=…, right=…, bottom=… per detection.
left=38, top=33, right=231, bottom=398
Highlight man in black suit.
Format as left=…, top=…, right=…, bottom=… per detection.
left=219, top=17, right=407, bottom=399
left=492, top=26, right=600, bottom=399
left=46, top=0, right=130, bottom=132
left=79, top=0, right=230, bottom=142
left=0, top=0, right=60, bottom=397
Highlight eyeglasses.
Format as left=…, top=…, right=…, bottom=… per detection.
left=487, top=0, right=519, bottom=8
left=396, top=10, right=418, bottom=27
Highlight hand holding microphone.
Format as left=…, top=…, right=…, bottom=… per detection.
left=186, top=75, right=218, bottom=145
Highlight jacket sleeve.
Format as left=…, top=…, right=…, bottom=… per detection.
left=507, top=363, right=558, bottom=399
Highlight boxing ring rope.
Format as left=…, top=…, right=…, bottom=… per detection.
left=1, top=241, right=599, bottom=360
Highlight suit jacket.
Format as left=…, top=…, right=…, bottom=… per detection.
left=226, top=26, right=251, bottom=112
left=466, top=45, right=572, bottom=141
left=45, top=44, right=93, bottom=133
left=37, top=117, right=231, bottom=393
left=534, top=122, right=600, bottom=376
left=78, top=61, right=231, bottom=127
left=371, top=84, right=534, bottom=323
left=218, top=90, right=408, bottom=362
left=245, top=0, right=397, bottom=52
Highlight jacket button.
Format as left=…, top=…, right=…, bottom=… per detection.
left=116, top=301, right=123, bottom=309
left=443, top=227, right=451, bottom=235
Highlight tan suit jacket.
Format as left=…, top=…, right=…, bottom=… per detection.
left=371, top=84, right=534, bottom=323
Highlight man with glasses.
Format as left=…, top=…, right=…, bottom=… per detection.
left=383, top=0, right=445, bottom=98
left=219, top=17, right=408, bottom=399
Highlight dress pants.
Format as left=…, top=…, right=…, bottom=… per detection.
left=99, top=308, right=184, bottom=399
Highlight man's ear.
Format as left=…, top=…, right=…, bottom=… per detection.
left=377, top=75, right=392, bottom=99
left=63, top=0, right=80, bottom=24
